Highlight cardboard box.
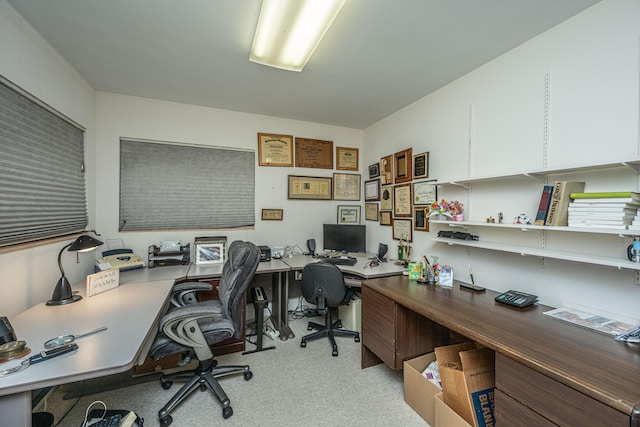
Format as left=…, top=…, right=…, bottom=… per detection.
left=338, top=294, right=361, bottom=332
left=434, top=342, right=495, bottom=427
left=435, top=392, right=472, bottom=427
left=403, top=353, right=442, bottom=426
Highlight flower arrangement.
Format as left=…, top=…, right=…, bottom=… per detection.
left=448, top=200, right=464, bottom=215
left=429, top=199, right=451, bottom=217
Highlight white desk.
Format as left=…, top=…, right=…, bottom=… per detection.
left=0, top=267, right=182, bottom=426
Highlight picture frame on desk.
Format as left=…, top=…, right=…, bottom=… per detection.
left=337, top=205, right=361, bottom=224
left=195, top=242, right=225, bottom=265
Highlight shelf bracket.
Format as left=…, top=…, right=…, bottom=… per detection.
left=447, top=181, right=470, bottom=190
left=523, top=172, right=545, bottom=183
left=621, top=161, right=640, bottom=174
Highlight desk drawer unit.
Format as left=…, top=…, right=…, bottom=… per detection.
left=362, top=285, right=397, bottom=368
left=495, top=353, right=628, bottom=427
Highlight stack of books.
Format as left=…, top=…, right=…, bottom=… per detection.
left=567, top=192, right=640, bottom=229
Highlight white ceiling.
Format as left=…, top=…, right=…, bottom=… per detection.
left=8, top=0, right=601, bottom=129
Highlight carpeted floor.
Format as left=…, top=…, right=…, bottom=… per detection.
left=42, top=317, right=430, bottom=426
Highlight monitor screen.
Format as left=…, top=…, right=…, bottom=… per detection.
left=322, top=224, right=366, bottom=254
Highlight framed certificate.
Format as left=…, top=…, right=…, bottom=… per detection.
left=413, top=181, right=437, bottom=205
left=413, top=152, right=429, bottom=179
left=295, top=137, right=333, bottom=169
left=364, top=178, right=380, bottom=201
left=392, top=218, right=412, bottom=241
left=336, top=147, right=359, bottom=170
left=337, top=205, right=361, bottom=224
left=368, top=162, right=380, bottom=178
left=380, top=211, right=392, bottom=226
left=380, top=186, right=393, bottom=210
left=261, top=209, right=283, bottom=220
left=365, top=203, right=379, bottom=221
left=394, top=183, right=412, bottom=217
left=332, top=173, right=361, bottom=201
left=394, top=148, right=412, bottom=183
left=288, top=175, right=332, bottom=200
left=258, top=133, right=293, bottom=166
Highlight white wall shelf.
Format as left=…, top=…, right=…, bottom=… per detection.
left=431, top=237, right=640, bottom=271
left=436, top=157, right=640, bottom=186
left=430, top=219, right=640, bottom=237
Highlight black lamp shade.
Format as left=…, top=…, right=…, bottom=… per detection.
left=46, top=233, right=103, bottom=306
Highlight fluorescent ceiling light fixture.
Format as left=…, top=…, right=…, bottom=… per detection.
left=250, top=0, right=346, bottom=72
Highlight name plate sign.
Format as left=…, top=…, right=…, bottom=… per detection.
left=87, top=268, right=120, bottom=297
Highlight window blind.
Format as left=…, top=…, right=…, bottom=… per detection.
left=119, top=139, right=255, bottom=231
left=0, top=79, right=87, bottom=247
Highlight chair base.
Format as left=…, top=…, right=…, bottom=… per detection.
left=157, top=359, right=252, bottom=426
left=300, top=308, right=360, bottom=356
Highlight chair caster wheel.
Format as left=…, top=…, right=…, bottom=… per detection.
left=244, top=370, right=253, bottom=381
left=336, top=321, right=343, bottom=328
left=159, top=415, right=172, bottom=426
left=307, top=325, right=313, bottom=331
left=160, top=380, right=173, bottom=390
left=223, top=406, right=233, bottom=419
left=300, top=341, right=307, bottom=348
left=355, top=336, right=360, bottom=342
left=332, top=349, right=338, bottom=357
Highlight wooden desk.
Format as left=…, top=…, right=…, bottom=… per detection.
left=361, top=276, right=640, bottom=426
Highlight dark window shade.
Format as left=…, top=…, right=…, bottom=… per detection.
left=0, top=79, right=87, bottom=248
left=119, top=139, right=255, bottom=231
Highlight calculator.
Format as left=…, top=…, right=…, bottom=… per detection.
left=495, top=290, right=538, bottom=308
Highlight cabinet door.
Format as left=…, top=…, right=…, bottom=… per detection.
left=197, top=279, right=247, bottom=356
left=361, top=285, right=397, bottom=368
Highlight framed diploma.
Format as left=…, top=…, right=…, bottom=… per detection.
left=413, top=181, right=437, bottom=205
left=380, top=186, right=393, bottom=210
left=413, top=151, right=429, bottom=179
left=414, top=207, right=429, bottom=232
left=295, top=138, right=333, bottom=169
left=258, top=133, right=294, bottom=166
left=365, top=203, right=379, bottom=221
left=288, top=175, right=332, bottom=200
left=368, top=162, right=380, bottom=178
left=337, top=205, right=361, bottom=224
left=332, top=173, right=361, bottom=201
left=380, top=155, right=393, bottom=185
left=380, top=211, right=392, bottom=225
left=261, top=209, right=283, bottom=220
left=364, top=178, right=380, bottom=201
left=336, top=147, right=359, bottom=171
left=394, top=148, right=412, bottom=183
left=394, top=183, right=412, bottom=217
left=392, top=218, right=412, bottom=241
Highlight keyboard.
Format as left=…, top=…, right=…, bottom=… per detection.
left=321, top=257, right=357, bottom=266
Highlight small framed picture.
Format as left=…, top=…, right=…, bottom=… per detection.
left=195, top=242, right=225, bottom=265
left=337, top=205, right=361, bottom=224
left=262, top=209, right=283, bottom=220
left=414, top=207, right=429, bottom=231
left=380, top=187, right=393, bottom=210
left=392, top=218, right=412, bottom=241
left=413, top=152, right=429, bottom=179
left=365, top=203, right=379, bottom=221
left=368, top=163, right=380, bottom=178
left=394, top=183, right=412, bottom=217
left=394, top=148, right=413, bottom=183
left=380, top=211, right=392, bottom=225
left=333, top=173, right=361, bottom=201
left=380, top=155, right=393, bottom=185
left=364, top=178, right=381, bottom=201
left=413, top=181, right=437, bottom=205
left=336, top=147, right=359, bottom=171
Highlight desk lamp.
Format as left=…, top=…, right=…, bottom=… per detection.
left=46, top=231, right=103, bottom=306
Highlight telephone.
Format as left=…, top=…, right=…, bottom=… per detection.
left=495, top=290, right=538, bottom=308
left=95, top=249, right=145, bottom=272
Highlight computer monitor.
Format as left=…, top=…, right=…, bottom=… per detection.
left=322, top=224, right=366, bottom=256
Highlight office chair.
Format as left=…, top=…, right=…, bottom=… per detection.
left=299, top=262, right=360, bottom=356
left=148, top=240, right=260, bottom=426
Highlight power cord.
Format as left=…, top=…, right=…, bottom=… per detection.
left=81, top=400, right=107, bottom=427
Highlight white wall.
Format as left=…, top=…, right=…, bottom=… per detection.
left=94, top=92, right=363, bottom=260
left=364, top=0, right=640, bottom=319
left=0, top=0, right=97, bottom=317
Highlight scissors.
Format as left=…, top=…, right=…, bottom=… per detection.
left=0, top=343, right=78, bottom=378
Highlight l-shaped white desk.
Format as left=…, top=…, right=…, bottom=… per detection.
left=1, top=253, right=405, bottom=426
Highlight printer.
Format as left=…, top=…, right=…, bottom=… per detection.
left=258, top=245, right=271, bottom=262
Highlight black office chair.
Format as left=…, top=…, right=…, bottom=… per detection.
left=299, top=262, right=360, bottom=356
left=148, top=240, right=260, bottom=426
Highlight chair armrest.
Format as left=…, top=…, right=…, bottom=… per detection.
left=160, top=300, right=224, bottom=350
left=170, top=281, right=213, bottom=307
